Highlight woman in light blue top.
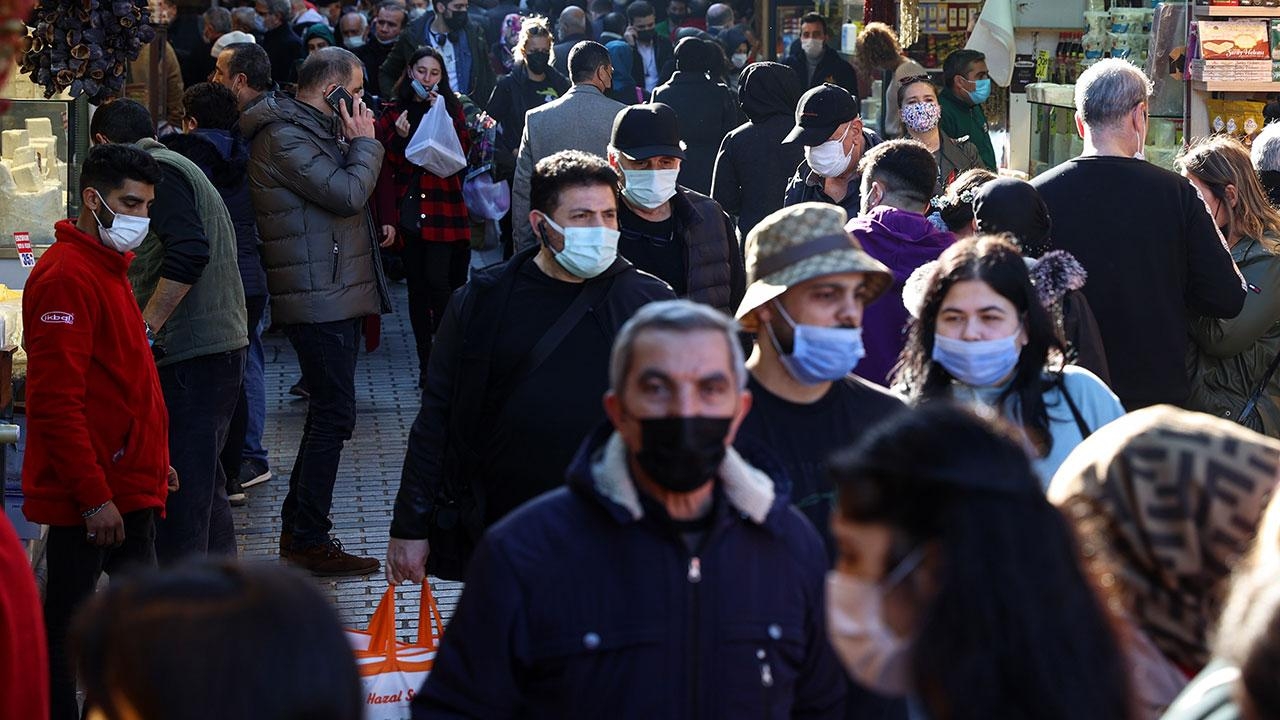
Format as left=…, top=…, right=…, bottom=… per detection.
left=893, top=235, right=1124, bottom=486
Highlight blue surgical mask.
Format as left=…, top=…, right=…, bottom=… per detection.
left=764, top=300, right=865, bottom=383
left=540, top=215, right=620, bottom=279
left=410, top=78, right=433, bottom=100
left=931, top=332, right=1021, bottom=387
left=968, top=77, right=992, bottom=105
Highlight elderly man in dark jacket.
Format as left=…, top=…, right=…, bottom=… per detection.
left=783, top=83, right=882, bottom=218
left=386, top=150, right=674, bottom=583
left=650, top=37, right=738, bottom=196
left=712, top=61, right=804, bottom=241
left=379, top=0, right=497, bottom=108
left=611, top=103, right=745, bottom=314
left=241, top=47, right=392, bottom=577
left=413, top=298, right=847, bottom=718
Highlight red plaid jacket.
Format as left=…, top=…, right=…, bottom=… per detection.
left=374, top=99, right=472, bottom=244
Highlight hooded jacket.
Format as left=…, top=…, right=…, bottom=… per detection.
left=652, top=70, right=739, bottom=196
left=848, top=206, right=956, bottom=385
left=712, top=62, right=804, bottom=241
left=240, top=92, right=392, bottom=325
left=414, top=423, right=847, bottom=718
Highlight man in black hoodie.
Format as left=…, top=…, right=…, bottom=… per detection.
left=712, top=61, right=804, bottom=241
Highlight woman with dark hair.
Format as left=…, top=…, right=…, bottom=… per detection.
left=894, top=235, right=1124, bottom=485
left=650, top=37, right=738, bottom=195
left=826, top=402, right=1131, bottom=719
left=1050, top=406, right=1280, bottom=716
left=1177, top=136, right=1280, bottom=437
left=931, top=167, right=996, bottom=236
left=373, top=46, right=472, bottom=386
left=71, top=560, right=362, bottom=720
left=897, top=75, right=983, bottom=196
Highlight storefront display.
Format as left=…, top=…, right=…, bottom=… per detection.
left=0, top=97, right=88, bottom=248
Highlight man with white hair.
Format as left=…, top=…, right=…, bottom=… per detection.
left=1032, top=58, right=1245, bottom=411
left=1252, top=120, right=1280, bottom=206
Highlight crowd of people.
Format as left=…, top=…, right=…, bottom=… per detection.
left=5, top=0, right=1280, bottom=718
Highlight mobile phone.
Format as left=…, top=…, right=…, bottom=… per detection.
left=325, top=85, right=355, bottom=116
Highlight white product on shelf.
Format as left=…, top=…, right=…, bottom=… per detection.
left=1085, top=11, right=1110, bottom=34
left=11, top=146, right=36, bottom=168
left=1084, top=31, right=1109, bottom=60
left=1, top=130, right=28, bottom=160
left=0, top=125, right=66, bottom=247
left=24, top=117, right=52, bottom=140
left=9, top=163, right=42, bottom=193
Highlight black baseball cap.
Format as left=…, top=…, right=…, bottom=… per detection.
left=610, top=102, right=687, bottom=160
left=783, top=83, right=860, bottom=145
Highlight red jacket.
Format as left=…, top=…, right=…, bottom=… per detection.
left=0, top=516, right=47, bottom=720
left=21, top=220, right=169, bottom=527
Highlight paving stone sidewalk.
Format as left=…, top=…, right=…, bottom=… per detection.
left=237, top=278, right=466, bottom=639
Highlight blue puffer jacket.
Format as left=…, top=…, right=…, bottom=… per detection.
left=415, top=423, right=847, bottom=719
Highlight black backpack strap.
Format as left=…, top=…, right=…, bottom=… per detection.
left=1240, top=349, right=1280, bottom=424
left=1057, top=375, right=1093, bottom=440
left=509, top=272, right=617, bottom=384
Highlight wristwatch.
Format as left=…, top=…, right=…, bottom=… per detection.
left=144, top=320, right=157, bottom=347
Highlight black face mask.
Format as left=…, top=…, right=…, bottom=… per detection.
left=525, top=50, right=550, bottom=73
left=634, top=416, right=732, bottom=493
left=444, top=9, right=468, bottom=31
left=637, top=28, right=656, bottom=42
left=668, top=11, right=687, bottom=24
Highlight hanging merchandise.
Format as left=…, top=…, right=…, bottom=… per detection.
left=899, top=0, right=921, bottom=48
left=18, top=0, right=156, bottom=103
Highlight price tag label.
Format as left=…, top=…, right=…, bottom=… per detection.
left=1035, top=50, right=1051, bottom=81
left=14, top=232, right=35, bottom=268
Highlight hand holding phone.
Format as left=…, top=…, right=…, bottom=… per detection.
left=338, top=94, right=376, bottom=140
left=325, top=85, right=355, bottom=116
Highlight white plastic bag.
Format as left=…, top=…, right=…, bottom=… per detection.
left=404, top=100, right=466, bottom=177
left=462, top=173, right=511, bottom=220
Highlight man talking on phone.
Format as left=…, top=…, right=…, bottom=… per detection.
left=242, top=46, right=394, bottom=576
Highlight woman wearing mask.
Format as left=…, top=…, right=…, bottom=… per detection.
left=487, top=17, right=570, bottom=253
left=1177, top=136, right=1280, bottom=437
left=651, top=38, right=738, bottom=195
left=826, top=402, right=1131, bottom=719
left=898, top=76, right=983, bottom=196
left=719, top=26, right=753, bottom=90
left=374, top=47, right=472, bottom=387
left=894, top=235, right=1124, bottom=486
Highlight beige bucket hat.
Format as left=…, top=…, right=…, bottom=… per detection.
left=735, top=202, right=893, bottom=332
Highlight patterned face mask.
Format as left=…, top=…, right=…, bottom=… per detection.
left=901, top=101, right=942, bottom=134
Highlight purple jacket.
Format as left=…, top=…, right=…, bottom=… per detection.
left=847, top=207, right=956, bottom=386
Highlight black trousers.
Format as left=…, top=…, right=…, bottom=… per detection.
left=45, top=509, right=157, bottom=720
left=402, top=239, right=470, bottom=381
left=221, top=294, right=269, bottom=485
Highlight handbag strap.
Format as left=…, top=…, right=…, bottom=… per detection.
left=1057, top=375, right=1093, bottom=440
left=1240, top=347, right=1280, bottom=424
left=367, top=581, right=446, bottom=655
left=509, top=270, right=617, bottom=385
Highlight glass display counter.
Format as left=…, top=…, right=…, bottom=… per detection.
left=0, top=97, right=89, bottom=249
left=1028, top=99, right=1184, bottom=177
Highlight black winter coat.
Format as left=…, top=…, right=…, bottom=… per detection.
left=486, top=63, right=571, bottom=181
left=414, top=423, right=848, bottom=719
left=651, top=71, right=739, bottom=196
left=390, top=248, right=675, bottom=541
left=782, top=46, right=858, bottom=99
left=782, top=129, right=884, bottom=217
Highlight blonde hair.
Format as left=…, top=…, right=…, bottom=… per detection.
left=514, top=16, right=552, bottom=63
left=1178, top=134, right=1280, bottom=249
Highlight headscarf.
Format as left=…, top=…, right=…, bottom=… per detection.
left=605, top=39, right=635, bottom=96
left=738, top=61, right=801, bottom=123
left=972, top=177, right=1053, bottom=258
left=302, top=23, right=336, bottom=54
left=501, top=13, right=522, bottom=49
left=674, top=36, right=712, bottom=74
left=1048, top=405, right=1280, bottom=672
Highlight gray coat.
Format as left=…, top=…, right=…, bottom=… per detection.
left=240, top=93, right=391, bottom=325
left=512, top=84, right=625, bottom=250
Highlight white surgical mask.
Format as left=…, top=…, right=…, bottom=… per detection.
left=91, top=189, right=150, bottom=253
left=540, top=214, right=620, bottom=279
left=805, top=124, right=854, bottom=178
left=825, top=548, right=924, bottom=697
left=344, top=35, right=367, bottom=49
left=731, top=52, right=748, bottom=68
left=801, top=37, right=825, bottom=59
left=621, top=168, right=680, bottom=209
left=931, top=332, right=1022, bottom=387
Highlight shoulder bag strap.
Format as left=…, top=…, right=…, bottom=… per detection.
left=1240, top=348, right=1280, bottom=424
left=1057, top=375, right=1093, bottom=440
left=509, top=272, right=617, bottom=385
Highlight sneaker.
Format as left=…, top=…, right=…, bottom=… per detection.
left=289, top=378, right=310, bottom=399
left=283, top=538, right=380, bottom=577
left=239, top=459, right=272, bottom=489
left=227, top=477, right=247, bottom=507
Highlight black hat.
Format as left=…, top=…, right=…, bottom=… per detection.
left=610, top=103, right=687, bottom=161
left=783, top=83, right=860, bottom=145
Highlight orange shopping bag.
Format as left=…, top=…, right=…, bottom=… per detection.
left=346, top=582, right=445, bottom=719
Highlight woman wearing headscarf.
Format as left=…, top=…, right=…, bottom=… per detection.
left=604, top=36, right=640, bottom=104
left=302, top=22, right=335, bottom=55
left=710, top=61, right=804, bottom=241
left=650, top=37, right=738, bottom=196
left=1177, top=136, right=1280, bottom=437
left=1050, top=406, right=1280, bottom=715
left=719, top=25, right=754, bottom=90
left=972, top=177, right=1112, bottom=385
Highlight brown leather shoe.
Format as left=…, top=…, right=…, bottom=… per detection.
left=284, top=538, right=380, bottom=577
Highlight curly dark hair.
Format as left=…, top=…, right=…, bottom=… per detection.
left=935, top=167, right=998, bottom=232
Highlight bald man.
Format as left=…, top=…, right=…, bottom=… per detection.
left=552, top=6, right=589, bottom=77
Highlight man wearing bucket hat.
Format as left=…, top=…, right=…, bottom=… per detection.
left=609, top=102, right=745, bottom=314
left=782, top=83, right=883, bottom=218
left=732, top=202, right=904, bottom=560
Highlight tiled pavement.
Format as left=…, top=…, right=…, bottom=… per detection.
left=238, top=237, right=503, bottom=637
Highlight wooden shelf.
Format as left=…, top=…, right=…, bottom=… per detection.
left=1193, top=5, right=1280, bottom=17
left=1192, top=80, right=1280, bottom=92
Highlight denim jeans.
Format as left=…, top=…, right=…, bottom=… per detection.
left=223, top=295, right=269, bottom=480
left=282, top=318, right=361, bottom=548
left=44, top=509, right=157, bottom=720
left=154, top=348, right=246, bottom=563
left=242, top=299, right=269, bottom=465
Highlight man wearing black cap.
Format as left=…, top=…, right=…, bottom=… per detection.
left=782, top=83, right=883, bottom=217
left=609, top=102, right=745, bottom=315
